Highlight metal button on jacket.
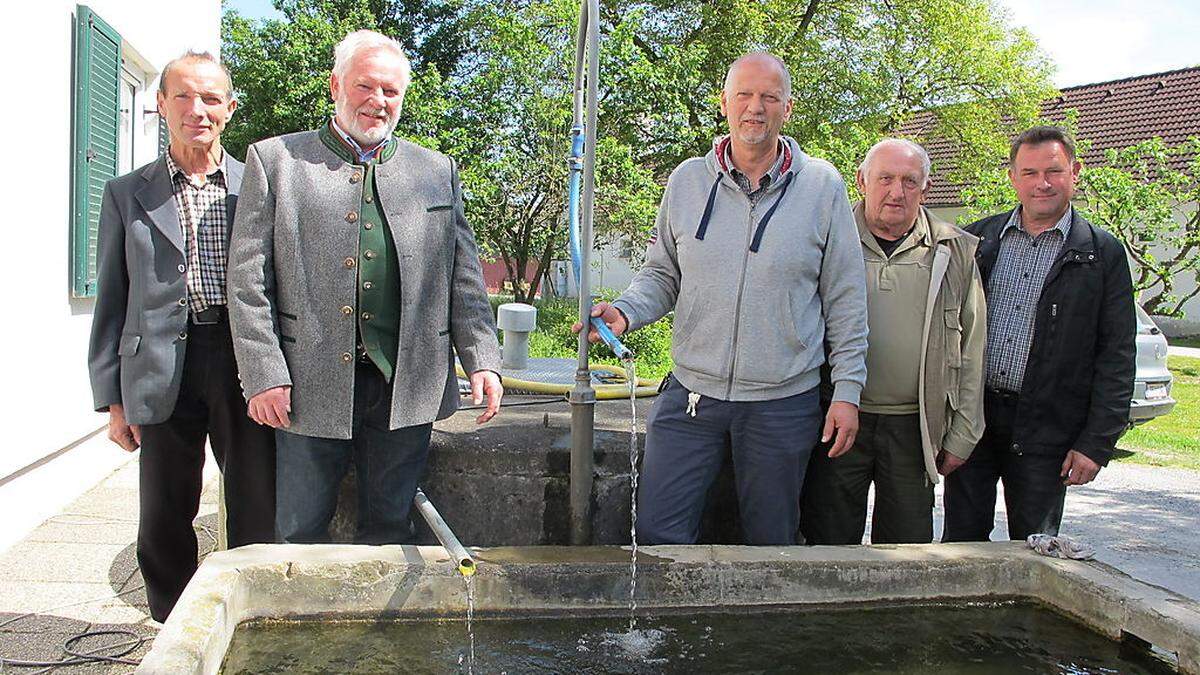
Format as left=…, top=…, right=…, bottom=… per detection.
left=346, top=211, right=358, bottom=223
left=178, top=331, right=187, bottom=340
left=341, top=352, right=353, bottom=363
left=350, top=172, right=362, bottom=184
left=364, top=250, right=376, bottom=260
left=364, top=222, right=374, bottom=230
left=363, top=281, right=373, bottom=290
left=361, top=312, right=373, bottom=321
left=344, top=257, right=356, bottom=268
left=341, top=305, right=353, bottom=316
left=177, top=264, right=186, bottom=273
left=178, top=298, right=187, bottom=307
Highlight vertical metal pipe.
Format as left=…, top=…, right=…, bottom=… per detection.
left=567, top=0, right=601, bottom=546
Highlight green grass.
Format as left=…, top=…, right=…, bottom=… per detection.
left=1116, top=356, right=1200, bottom=471
left=491, top=292, right=675, bottom=381
left=1169, top=335, right=1200, bottom=350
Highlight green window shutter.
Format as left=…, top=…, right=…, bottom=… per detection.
left=71, top=5, right=121, bottom=298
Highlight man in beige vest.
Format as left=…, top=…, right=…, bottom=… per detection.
left=801, top=138, right=986, bottom=544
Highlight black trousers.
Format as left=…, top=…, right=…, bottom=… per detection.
left=800, top=412, right=933, bottom=545
left=136, top=320, right=276, bottom=622
left=942, top=391, right=1067, bottom=542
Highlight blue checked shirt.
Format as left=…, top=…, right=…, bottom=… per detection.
left=725, top=140, right=786, bottom=207
left=985, top=206, right=1073, bottom=392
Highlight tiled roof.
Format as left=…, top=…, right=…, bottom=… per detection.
left=898, top=66, right=1200, bottom=206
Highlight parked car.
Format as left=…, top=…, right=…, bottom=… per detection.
left=1129, top=305, right=1176, bottom=426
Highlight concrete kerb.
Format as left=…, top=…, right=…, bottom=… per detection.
left=139, top=542, right=1200, bottom=674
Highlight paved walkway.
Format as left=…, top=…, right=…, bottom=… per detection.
left=904, top=462, right=1200, bottom=599
left=1170, top=344, right=1200, bottom=358
left=0, top=458, right=218, bottom=673
left=0, top=447, right=1195, bottom=672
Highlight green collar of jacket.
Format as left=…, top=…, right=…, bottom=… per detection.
left=318, top=120, right=398, bottom=165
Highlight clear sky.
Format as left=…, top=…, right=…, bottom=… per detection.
left=1001, top=0, right=1199, bottom=87
left=225, top=0, right=284, bottom=22
left=224, top=0, right=1199, bottom=88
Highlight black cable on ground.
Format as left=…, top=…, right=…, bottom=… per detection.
left=0, top=629, right=146, bottom=670
left=0, top=518, right=215, bottom=672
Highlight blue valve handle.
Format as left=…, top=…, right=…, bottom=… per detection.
left=591, top=316, right=632, bottom=360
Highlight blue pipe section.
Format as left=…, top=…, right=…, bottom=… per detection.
left=568, top=126, right=633, bottom=361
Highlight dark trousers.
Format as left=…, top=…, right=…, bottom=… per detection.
left=275, top=362, right=433, bottom=545
left=800, top=412, right=933, bottom=545
left=137, top=321, right=276, bottom=622
left=636, top=377, right=821, bottom=545
left=943, top=391, right=1067, bottom=541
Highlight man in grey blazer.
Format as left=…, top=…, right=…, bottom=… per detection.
left=88, top=52, right=275, bottom=622
left=228, top=30, right=503, bottom=544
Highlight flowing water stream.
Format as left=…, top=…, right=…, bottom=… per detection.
left=459, top=574, right=476, bottom=674
left=622, top=358, right=639, bottom=633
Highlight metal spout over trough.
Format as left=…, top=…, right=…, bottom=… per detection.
left=413, top=488, right=475, bottom=577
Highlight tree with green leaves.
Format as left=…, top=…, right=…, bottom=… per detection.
left=223, top=0, right=659, bottom=303
left=436, top=0, right=659, bottom=302
left=1079, top=138, right=1200, bottom=318
left=221, top=1, right=377, bottom=159
left=595, top=0, right=1055, bottom=192
left=223, top=0, right=1054, bottom=298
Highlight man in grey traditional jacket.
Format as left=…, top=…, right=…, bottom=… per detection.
left=228, top=30, right=502, bottom=544
left=579, top=52, right=868, bottom=545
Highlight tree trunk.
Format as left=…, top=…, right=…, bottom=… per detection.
left=527, top=234, right=557, bottom=302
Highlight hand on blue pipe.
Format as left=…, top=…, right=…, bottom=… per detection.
left=571, top=301, right=633, bottom=360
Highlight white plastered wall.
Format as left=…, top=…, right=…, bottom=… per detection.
left=0, top=1, right=220, bottom=478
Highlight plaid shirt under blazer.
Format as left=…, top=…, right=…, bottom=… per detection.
left=88, top=155, right=245, bottom=425
left=227, top=131, right=501, bottom=439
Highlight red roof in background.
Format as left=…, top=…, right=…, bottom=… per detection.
left=898, top=66, right=1200, bottom=206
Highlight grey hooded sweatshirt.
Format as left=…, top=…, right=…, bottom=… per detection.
left=613, top=136, right=868, bottom=404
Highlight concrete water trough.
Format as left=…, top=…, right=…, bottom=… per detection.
left=139, top=542, right=1200, bottom=673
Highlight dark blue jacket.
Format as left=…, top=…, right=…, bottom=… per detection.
left=968, top=208, right=1136, bottom=465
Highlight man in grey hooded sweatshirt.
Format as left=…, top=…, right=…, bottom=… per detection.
left=577, top=52, right=868, bottom=545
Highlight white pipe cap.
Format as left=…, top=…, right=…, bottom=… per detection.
left=497, top=302, right=538, bottom=332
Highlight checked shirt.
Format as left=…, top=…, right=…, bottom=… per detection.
left=166, top=152, right=229, bottom=313
left=985, top=206, right=1073, bottom=393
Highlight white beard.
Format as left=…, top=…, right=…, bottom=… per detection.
left=335, top=97, right=399, bottom=146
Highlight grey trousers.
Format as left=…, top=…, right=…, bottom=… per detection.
left=800, top=411, right=933, bottom=545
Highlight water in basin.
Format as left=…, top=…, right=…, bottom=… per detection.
left=220, top=601, right=1174, bottom=674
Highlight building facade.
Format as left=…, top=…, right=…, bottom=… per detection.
left=0, top=2, right=220, bottom=482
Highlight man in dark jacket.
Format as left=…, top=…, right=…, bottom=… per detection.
left=943, top=126, right=1135, bottom=541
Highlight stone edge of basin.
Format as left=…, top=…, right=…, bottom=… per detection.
left=137, top=542, right=1200, bottom=675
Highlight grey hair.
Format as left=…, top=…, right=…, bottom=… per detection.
left=724, top=51, right=792, bottom=101
left=859, top=138, right=932, bottom=186
left=332, top=30, right=411, bottom=90
left=159, top=50, right=233, bottom=98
